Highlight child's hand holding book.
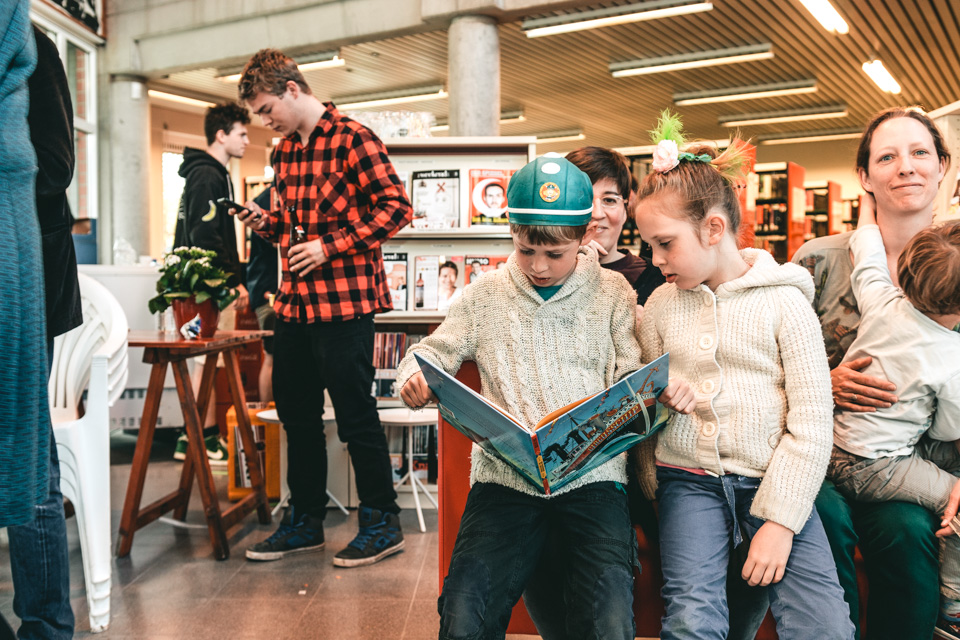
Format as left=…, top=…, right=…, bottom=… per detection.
left=401, top=372, right=439, bottom=409
left=658, top=378, right=696, bottom=414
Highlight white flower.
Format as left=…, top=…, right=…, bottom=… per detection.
left=652, top=139, right=680, bottom=173
left=164, top=254, right=181, bottom=267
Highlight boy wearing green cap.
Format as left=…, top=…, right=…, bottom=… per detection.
left=396, top=155, right=691, bottom=639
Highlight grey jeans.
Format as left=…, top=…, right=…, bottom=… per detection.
left=829, top=438, right=960, bottom=600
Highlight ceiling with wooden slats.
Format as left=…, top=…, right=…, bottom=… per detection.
left=154, top=0, right=959, bottom=152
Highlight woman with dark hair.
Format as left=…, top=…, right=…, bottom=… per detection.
left=734, top=106, right=951, bottom=640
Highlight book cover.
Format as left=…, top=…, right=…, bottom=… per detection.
left=465, top=255, right=509, bottom=284
left=383, top=252, right=408, bottom=311
left=468, top=168, right=512, bottom=228
left=416, top=353, right=670, bottom=494
left=411, top=169, right=460, bottom=230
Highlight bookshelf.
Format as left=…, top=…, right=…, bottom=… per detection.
left=805, top=181, right=844, bottom=239
left=752, top=162, right=806, bottom=262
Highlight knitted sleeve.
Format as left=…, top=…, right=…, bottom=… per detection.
left=395, top=285, right=478, bottom=402
left=749, top=288, right=833, bottom=533
left=635, top=287, right=668, bottom=499
left=608, top=275, right=644, bottom=382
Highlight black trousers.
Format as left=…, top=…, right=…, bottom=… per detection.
left=273, top=315, right=398, bottom=519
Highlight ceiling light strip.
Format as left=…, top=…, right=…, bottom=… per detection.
left=862, top=59, right=902, bottom=94
left=719, top=105, right=847, bottom=127
left=148, top=90, right=216, bottom=108
left=336, top=85, right=447, bottom=110
left=217, top=50, right=343, bottom=82
left=537, top=130, right=586, bottom=144
left=610, top=43, right=773, bottom=78
left=798, top=0, right=849, bottom=34
left=758, top=129, right=862, bottom=145
left=673, top=79, right=817, bottom=106
left=523, top=0, right=712, bottom=38
left=431, top=110, right=526, bottom=132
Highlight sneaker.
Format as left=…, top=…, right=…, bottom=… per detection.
left=333, top=507, right=404, bottom=568
left=936, top=616, right=960, bottom=640
left=246, top=507, right=325, bottom=561
left=173, top=433, right=189, bottom=461
left=172, top=433, right=229, bottom=466
left=204, top=435, right=228, bottom=466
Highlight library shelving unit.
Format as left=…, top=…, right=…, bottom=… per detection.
left=370, top=137, right=537, bottom=495
left=753, top=161, right=806, bottom=262
left=805, top=181, right=844, bottom=240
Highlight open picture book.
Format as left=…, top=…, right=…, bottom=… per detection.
left=415, top=353, right=670, bottom=494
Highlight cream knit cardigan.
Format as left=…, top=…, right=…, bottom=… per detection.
left=396, top=248, right=643, bottom=498
left=637, top=249, right=832, bottom=534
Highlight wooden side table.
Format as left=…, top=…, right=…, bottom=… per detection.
left=116, top=330, right=272, bottom=560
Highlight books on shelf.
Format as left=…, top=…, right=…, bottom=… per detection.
left=416, top=353, right=670, bottom=495
left=411, top=169, right=460, bottom=230
left=465, top=255, right=509, bottom=284
left=383, top=252, right=408, bottom=311
left=373, top=332, right=425, bottom=398
left=468, top=168, right=512, bottom=228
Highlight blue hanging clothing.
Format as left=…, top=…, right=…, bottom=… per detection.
left=0, top=0, right=50, bottom=527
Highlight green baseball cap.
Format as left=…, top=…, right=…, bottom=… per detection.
left=506, top=154, right=593, bottom=226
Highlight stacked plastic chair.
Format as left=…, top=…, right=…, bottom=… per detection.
left=48, top=272, right=129, bottom=633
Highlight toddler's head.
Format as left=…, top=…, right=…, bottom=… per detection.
left=633, top=112, right=750, bottom=289
left=506, top=155, right=595, bottom=288
left=898, top=220, right=960, bottom=317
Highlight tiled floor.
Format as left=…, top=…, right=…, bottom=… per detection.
left=0, top=432, right=544, bottom=639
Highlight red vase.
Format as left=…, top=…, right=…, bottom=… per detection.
left=171, top=297, right=220, bottom=338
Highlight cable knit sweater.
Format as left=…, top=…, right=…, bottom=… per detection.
left=636, top=249, right=832, bottom=534
left=396, top=247, right=643, bottom=498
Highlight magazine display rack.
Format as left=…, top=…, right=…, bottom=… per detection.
left=378, top=136, right=536, bottom=324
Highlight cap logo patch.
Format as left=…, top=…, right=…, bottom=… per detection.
left=539, top=182, right=560, bottom=203
left=541, top=162, right=562, bottom=175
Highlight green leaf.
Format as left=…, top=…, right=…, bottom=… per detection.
left=194, top=291, right=211, bottom=304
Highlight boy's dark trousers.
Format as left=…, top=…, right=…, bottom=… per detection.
left=273, top=315, right=399, bottom=518
left=440, top=481, right=636, bottom=640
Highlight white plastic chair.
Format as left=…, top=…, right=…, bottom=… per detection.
left=48, top=273, right=129, bottom=633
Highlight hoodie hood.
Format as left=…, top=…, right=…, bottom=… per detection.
left=178, top=147, right=226, bottom=179
left=715, top=248, right=814, bottom=303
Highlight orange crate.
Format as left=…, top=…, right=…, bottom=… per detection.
left=226, top=402, right=281, bottom=502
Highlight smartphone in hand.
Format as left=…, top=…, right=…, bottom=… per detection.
left=216, top=197, right=261, bottom=221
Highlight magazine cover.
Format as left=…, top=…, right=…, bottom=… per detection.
left=416, top=353, right=670, bottom=494
left=468, top=168, right=512, bottom=228
left=464, top=255, right=509, bottom=284
left=437, top=255, right=465, bottom=311
left=411, top=169, right=460, bottom=230
left=414, top=255, right=440, bottom=310
left=383, top=252, right=408, bottom=311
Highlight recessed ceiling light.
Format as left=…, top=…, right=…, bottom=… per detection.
left=719, top=105, right=848, bottom=127
left=537, top=130, right=586, bottom=144
left=522, top=0, right=713, bottom=38
left=797, top=0, right=848, bottom=34
left=757, top=127, right=863, bottom=145
left=610, top=43, right=773, bottom=78
left=216, top=50, right=344, bottom=83
left=431, top=110, right=526, bottom=132
left=335, top=85, right=448, bottom=110
left=147, top=90, right=216, bottom=108
left=862, top=59, right=902, bottom=94
left=673, top=79, right=817, bottom=106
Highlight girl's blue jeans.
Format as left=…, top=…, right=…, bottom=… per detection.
left=656, top=466, right=854, bottom=640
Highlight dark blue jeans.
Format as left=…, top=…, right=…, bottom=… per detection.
left=273, top=315, right=398, bottom=518
left=440, top=482, right=636, bottom=640
left=7, top=340, right=73, bottom=639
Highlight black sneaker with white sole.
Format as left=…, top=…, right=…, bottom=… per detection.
left=245, top=507, right=325, bottom=561
left=333, top=507, right=404, bottom=568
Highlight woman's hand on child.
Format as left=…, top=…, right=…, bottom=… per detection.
left=400, top=372, right=438, bottom=409
left=857, top=193, right=877, bottom=227
left=658, top=379, right=696, bottom=414
left=742, top=520, right=794, bottom=587
left=937, top=477, right=960, bottom=538
left=831, top=357, right=897, bottom=412
left=585, top=239, right=608, bottom=256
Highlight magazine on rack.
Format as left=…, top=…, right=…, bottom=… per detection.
left=415, top=353, right=670, bottom=494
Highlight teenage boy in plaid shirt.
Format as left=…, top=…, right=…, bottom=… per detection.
left=234, top=49, right=412, bottom=567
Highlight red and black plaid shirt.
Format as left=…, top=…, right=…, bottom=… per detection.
left=259, top=103, right=412, bottom=323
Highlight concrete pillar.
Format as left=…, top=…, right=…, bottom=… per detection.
left=106, top=74, right=151, bottom=262
left=447, top=15, right=500, bottom=137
